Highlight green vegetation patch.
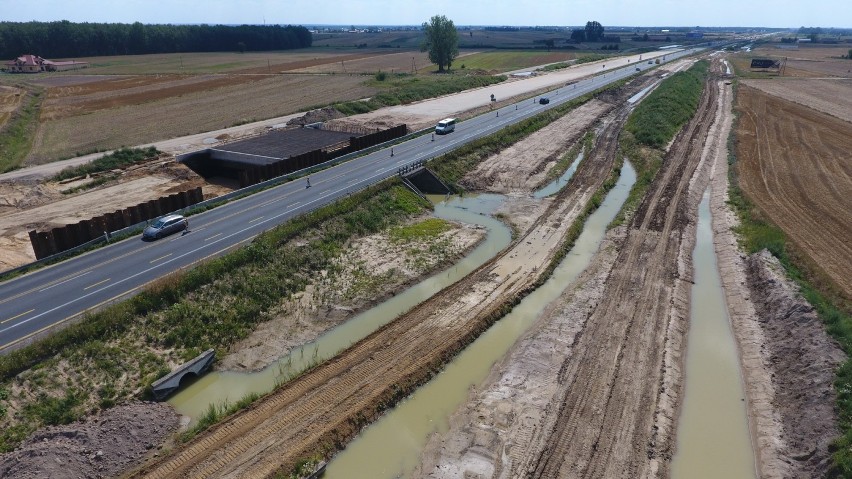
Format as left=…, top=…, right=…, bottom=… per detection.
left=624, top=60, right=708, bottom=148
left=334, top=74, right=506, bottom=115
left=612, top=60, right=709, bottom=228
left=452, top=51, right=574, bottom=72
left=389, top=218, right=453, bottom=243
left=0, top=85, right=43, bottom=173
left=52, top=146, right=160, bottom=181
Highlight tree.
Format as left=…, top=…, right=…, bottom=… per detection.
left=544, top=38, right=555, bottom=51
left=570, top=29, right=585, bottom=42
left=585, top=21, right=604, bottom=42
left=421, top=15, right=459, bottom=73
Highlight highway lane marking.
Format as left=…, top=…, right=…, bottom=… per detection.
left=1, top=309, right=34, bottom=325
left=249, top=216, right=264, bottom=223
left=205, top=233, right=222, bottom=242
left=150, top=253, right=173, bottom=264
left=84, top=278, right=111, bottom=290
left=38, top=271, right=92, bottom=292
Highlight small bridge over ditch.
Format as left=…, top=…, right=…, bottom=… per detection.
left=398, top=160, right=452, bottom=197
left=151, top=349, right=215, bottom=401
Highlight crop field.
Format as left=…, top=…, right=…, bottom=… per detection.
left=28, top=74, right=374, bottom=163
left=291, top=50, right=434, bottom=73
left=735, top=84, right=852, bottom=299
left=741, top=78, right=852, bottom=123
left=61, top=49, right=380, bottom=75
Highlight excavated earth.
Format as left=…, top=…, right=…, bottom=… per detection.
left=0, top=402, right=177, bottom=479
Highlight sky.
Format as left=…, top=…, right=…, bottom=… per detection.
left=0, top=0, right=846, bottom=28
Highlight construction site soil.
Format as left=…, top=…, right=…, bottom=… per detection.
left=735, top=85, right=852, bottom=300
left=2, top=53, right=847, bottom=479
left=118, top=68, right=656, bottom=479
left=0, top=402, right=178, bottom=479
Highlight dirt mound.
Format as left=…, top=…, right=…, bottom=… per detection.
left=0, top=402, right=178, bottom=479
left=286, top=107, right=345, bottom=127
left=746, top=250, right=845, bottom=477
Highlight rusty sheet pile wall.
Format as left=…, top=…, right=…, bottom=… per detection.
left=28, top=187, right=203, bottom=259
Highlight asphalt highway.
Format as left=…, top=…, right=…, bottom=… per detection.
left=0, top=47, right=701, bottom=353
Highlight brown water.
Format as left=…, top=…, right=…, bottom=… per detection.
left=322, top=161, right=637, bottom=478
left=168, top=194, right=512, bottom=422
left=670, top=191, right=757, bottom=478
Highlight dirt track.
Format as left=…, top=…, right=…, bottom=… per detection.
left=736, top=85, right=852, bottom=300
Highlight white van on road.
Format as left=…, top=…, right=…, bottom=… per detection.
left=435, top=118, right=456, bottom=134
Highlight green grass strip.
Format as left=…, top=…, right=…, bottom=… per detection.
left=0, top=86, right=43, bottom=173
left=611, top=61, right=709, bottom=228
left=624, top=60, right=708, bottom=148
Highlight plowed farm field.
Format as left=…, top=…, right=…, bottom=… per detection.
left=735, top=85, right=852, bottom=299
left=27, top=74, right=375, bottom=164
left=742, top=78, right=852, bottom=123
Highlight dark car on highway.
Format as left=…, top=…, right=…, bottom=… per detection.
left=143, top=214, right=188, bottom=240
left=539, top=97, right=550, bottom=105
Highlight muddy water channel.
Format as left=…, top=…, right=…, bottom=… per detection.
left=323, top=162, right=637, bottom=479
left=168, top=194, right=511, bottom=422
left=670, top=191, right=756, bottom=478
left=533, top=152, right=583, bottom=199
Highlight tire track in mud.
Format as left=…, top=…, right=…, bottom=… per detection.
left=529, top=74, right=719, bottom=478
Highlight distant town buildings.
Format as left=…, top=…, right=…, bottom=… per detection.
left=4, top=54, right=88, bottom=73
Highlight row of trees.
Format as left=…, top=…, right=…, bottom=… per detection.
left=0, top=21, right=311, bottom=58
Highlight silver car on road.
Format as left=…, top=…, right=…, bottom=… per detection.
left=143, top=214, right=188, bottom=240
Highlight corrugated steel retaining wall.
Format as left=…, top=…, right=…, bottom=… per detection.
left=28, top=187, right=203, bottom=259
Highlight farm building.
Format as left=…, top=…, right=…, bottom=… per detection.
left=4, top=54, right=89, bottom=73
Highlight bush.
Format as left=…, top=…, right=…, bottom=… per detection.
left=52, top=146, right=160, bottom=181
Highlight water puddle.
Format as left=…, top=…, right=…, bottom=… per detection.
left=670, top=191, right=756, bottom=478
left=168, top=194, right=512, bottom=422
left=323, top=161, right=636, bottom=479
left=532, top=152, right=583, bottom=199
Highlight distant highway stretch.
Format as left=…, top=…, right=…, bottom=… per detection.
left=0, top=47, right=702, bottom=353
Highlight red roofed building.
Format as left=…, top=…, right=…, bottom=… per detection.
left=5, top=54, right=88, bottom=73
